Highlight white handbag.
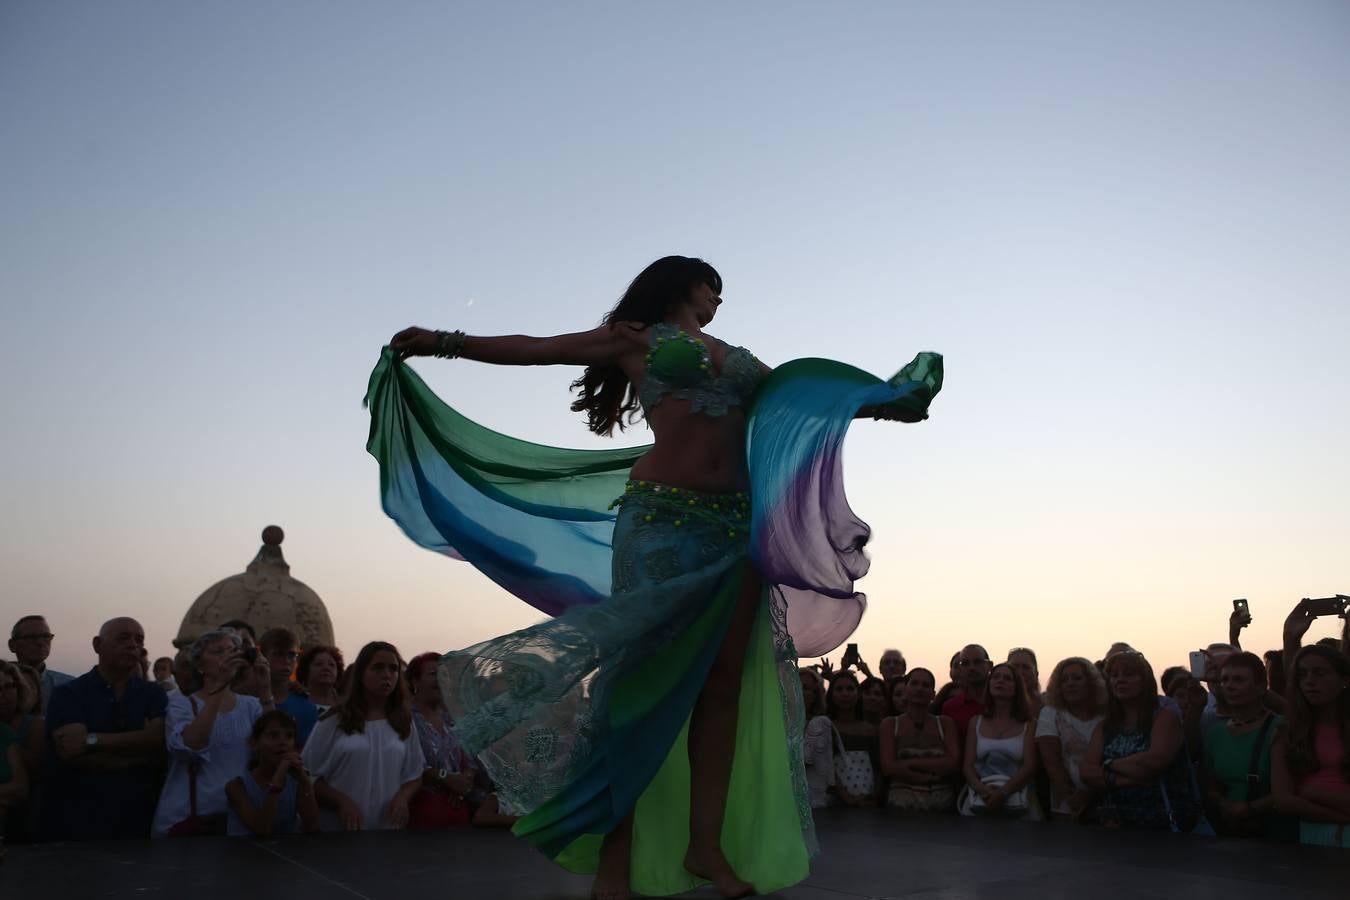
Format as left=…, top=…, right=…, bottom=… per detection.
left=959, top=773, right=1028, bottom=815
left=831, top=724, right=876, bottom=799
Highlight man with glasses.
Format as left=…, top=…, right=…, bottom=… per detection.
left=259, top=627, right=319, bottom=746
left=9, top=616, right=73, bottom=716
left=941, top=644, right=993, bottom=743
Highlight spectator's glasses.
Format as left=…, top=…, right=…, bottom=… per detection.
left=14, top=633, right=54, bottom=643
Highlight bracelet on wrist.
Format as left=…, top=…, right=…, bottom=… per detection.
left=433, top=330, right=466, bottom=359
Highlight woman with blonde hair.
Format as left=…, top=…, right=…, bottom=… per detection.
left=1036, top=657, right=1107, bottom=819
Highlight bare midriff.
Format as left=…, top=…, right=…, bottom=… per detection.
left=627, top=398, right=750, bottom=495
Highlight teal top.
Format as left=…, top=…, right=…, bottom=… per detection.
left=638, top=323, right=764, bottom=417
left=1204, top=714, right=1282, bottom=802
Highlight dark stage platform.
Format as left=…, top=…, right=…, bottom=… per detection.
left=3, top=809, right=1341, bottom=899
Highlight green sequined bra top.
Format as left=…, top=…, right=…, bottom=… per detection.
left=637, top=323, right=765, bottom=417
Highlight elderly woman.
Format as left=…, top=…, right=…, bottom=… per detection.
left=152, top=628, right=273, bottom=837
left=297, top=645, right=344, bottom=715
left=1036, top=657, right=1107, bottom=819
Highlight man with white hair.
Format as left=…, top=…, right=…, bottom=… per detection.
left=42, top=617, right=167, bottom=839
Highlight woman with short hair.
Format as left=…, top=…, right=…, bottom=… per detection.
left=1202, top=652, right=1284, bottom=837
left=296, top=646, right=344, bottom=715
left=152, top=628, right=271, bottom=837
left=880, top=668, right=959, bottom=811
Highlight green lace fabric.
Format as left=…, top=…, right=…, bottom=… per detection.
left=637, top=323, right=765, bottom=417
left=443, top=482, right=812, bottom=895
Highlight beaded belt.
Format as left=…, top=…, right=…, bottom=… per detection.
left=609, top=480, right=751, bottom=538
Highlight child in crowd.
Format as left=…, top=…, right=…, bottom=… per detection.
left=225, top=710, right=320, bottom=836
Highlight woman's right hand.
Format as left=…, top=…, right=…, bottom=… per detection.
left=389, top=327, right=440, bottom=358
left=201, top=650, right=245, bottom=695
left=1283, top=599, right=1314, bottom=644
left=338, top=796, right=362, bottom=831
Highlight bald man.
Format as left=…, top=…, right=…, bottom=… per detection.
left=42, top=617, right=168, bottom=840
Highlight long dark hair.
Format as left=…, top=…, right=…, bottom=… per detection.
left=1102, top=651, right=1160, bottom=737
left=985, top=662, right=1032, bottom=723
left=1286, top=645, right=1350, bottom=782
left=825, top=670, right=864, bottom=720
left=570, top=256, right=722, bottom=435
left=330, top=641, right=413, bottom=739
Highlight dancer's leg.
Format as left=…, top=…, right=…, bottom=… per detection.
left=592, top=810, right=634, bottom=900
left=684, top=567, right=761, bottom=898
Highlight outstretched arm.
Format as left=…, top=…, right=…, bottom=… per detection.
left=390, top=323, right=647, bottom=368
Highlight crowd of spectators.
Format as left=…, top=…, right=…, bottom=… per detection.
left=1, top=597, right=1346, bottom=860
left=800, top=598, right=1350, bottom=849
left=0, top=614, right=517, bottom=858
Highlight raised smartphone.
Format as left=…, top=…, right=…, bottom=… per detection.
left=1188, top=650, right=1207, bottom=679
left=1233, top=598, right=1252, bottom=625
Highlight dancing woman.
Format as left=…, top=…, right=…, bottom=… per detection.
left=370, top=256, right=941, bottom=898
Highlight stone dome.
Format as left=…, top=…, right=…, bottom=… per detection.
left=174, top=526, right=336, bottom=650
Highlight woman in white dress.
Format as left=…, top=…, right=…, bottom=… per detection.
left=302, top=642, right=425, bottom=831
left=1036, top=656, right=1106, bottom=819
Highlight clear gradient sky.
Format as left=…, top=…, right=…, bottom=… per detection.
left=3, top=3, right=1347, bottom=683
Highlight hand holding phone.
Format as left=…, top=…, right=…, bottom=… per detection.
left=1232, top=598, right=1252, bottom=626
left=1188, top=650, right=1207, bottom=680
left=1303, top=595, right=1348, bottom=618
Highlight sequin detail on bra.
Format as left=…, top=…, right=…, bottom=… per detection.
left=638, top=323, right=764, bottom=417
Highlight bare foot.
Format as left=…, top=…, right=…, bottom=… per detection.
left=684, top=847, right=755, bottom=898
left=591, top=829, right=632, bottom=900
left=590, top=866, right=630, bottom=900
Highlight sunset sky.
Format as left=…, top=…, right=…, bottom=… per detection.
left=4, top=2, right=1347, bottom=684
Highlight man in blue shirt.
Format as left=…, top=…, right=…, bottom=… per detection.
left=43, top=617, right=167, bottom=840
left=9, top=615, right=74, bottom=716
left=259, top=627, right=319, bottom=746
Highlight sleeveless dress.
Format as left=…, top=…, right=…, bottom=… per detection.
left=887, top=715, right=956, bottom=811
left=364, top=326, right=943, bottom=896
left=959, top=716, right=1035, bottom=818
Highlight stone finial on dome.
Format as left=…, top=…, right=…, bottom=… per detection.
left=174, top=525, right=335, bottom=651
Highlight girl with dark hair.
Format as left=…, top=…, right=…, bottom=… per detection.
left=880, top=668, right=959, bottom=811
left=1082, top=651, right=1197, bottom=830
left=374, top=256, right=941, bottom=898
left=1271, top=646, right=1350, bottom=847
left=225, top=711, right=320, bottom=836
left=826, top=672, right=879, bottom=807
left=959, top=663, right=1038, bottom=817
left=301, top=642, right=425, bottom=832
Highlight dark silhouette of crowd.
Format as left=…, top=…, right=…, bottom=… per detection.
left=799, top=598, right=1350, bottom=848
left=2, top=597, right=1346, bottom=860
